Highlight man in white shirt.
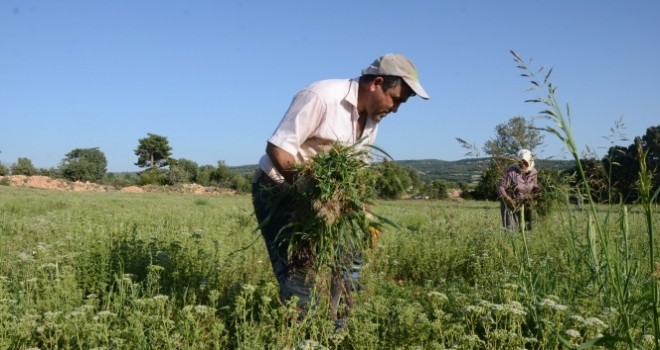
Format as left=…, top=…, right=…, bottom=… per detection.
left=252, top=53, right=429, bottom=322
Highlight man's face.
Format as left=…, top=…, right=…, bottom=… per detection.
left=365, top=78, right=414, bottom=122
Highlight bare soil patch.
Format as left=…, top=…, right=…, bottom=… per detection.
left=0, top=175, right=236, bottom=196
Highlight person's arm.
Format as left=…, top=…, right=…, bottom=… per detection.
left=497, top=169, right=517, bottom=208
left=266, top=142, right=298, bottom=184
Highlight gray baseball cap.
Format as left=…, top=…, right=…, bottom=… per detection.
left=361, top=53, right=429, bottom=100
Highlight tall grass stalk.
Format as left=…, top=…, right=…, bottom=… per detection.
left=511, top=50, right=647, bottom=348
left=636, top=139, right=660, bottom=349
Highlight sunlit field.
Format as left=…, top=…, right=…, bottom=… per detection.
left=1, top=186, right=658, bottom=349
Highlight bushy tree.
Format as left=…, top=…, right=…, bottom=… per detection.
left=423, top=180, right=448, bottom=200
left=60, top=147, right=107, bottom=182
left=642, top=125, right=660, bottom=162
left=471, top=162, right=501, bottom=201
left=11, top=157, right=37, bottom=176
left=374, top=160, right=412, bottom=199
left=196, top=165, right=215, bottom=186
left=483, top=116, right=544, bottom=158
left=166, top=158, right=199, bottom=185
left=134, top=133, right=172, bottom=170
left=138, top=168, right=167, bottom=185
left=0, top=150, right=6, bottom=176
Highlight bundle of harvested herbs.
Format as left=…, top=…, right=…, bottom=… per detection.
left=269, top=142, right=392, bottom=276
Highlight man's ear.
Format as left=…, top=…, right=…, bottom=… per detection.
left=370, top=76, right=384, bottom=92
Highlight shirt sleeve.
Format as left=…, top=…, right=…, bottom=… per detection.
left=496, top=168, right=514, bottom=199
left=268, top=90, right=326, bottom=157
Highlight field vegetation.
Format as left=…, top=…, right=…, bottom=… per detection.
left=0, top=183, right=658, bottom=349
left=1, top=52, right=659, bottom=349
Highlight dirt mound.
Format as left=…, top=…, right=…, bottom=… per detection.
left=0, top=175, right=235, bottom=195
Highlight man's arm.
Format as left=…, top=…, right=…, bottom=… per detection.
left=266, top=142, right=298, bottom=184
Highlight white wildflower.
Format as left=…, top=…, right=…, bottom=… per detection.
left=40, top=263, right=58, bottom=270
left=465, top=305, right=486, bottom=314
left=427, top=291, right=449, bottom=302
left=96, top=310, right=116, bottom=318
left=585, top=317, right=608, bottom=330
left=44, top=311, right=62, bottom=320
left=18, top=252, right=32, bottom=261
left=153, top=294, right=169, bottom=302
left=551, top=303, right=567, bottom=312
left=490, top=303, right=505, bottom=313
left=296, top=339, right=328, bottom=350
left=67, top=311, right=85, bottom=318
left=570, top=315, right=585, bottom=324
left=565, top=329, right=581, bottom=339
left=80, top=304, right=96, bottom=312
left=241, top=284, right=256, bottom=294
left=194, top=305, right=215, bottom=315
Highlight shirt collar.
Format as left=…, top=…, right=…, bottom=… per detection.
left=346, top=78, right=359, bottom=120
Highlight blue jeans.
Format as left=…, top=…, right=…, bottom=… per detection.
left=252, top=177, right=311, bottom=308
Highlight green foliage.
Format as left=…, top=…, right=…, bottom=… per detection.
left=104, top=172, right=138, bottom=188
left=471, top=161, right=502, bottom=201
left=1, top=182, right=658, bottom=348
left=196, top=164, right=215, bottom=186
left=167, top=158, right=199, bottom=185
left=374, top=160, right=412, bottom=199
left=139, top=168, right=167, bottom=185
left=59, top=147, right=108, bottom=182
left=275, top=143, right=385, bottom=275
left=0, top=161, right=8, bottom=176
left=422, top=180, right=449, bottom=199
left=10, top=157, right=37, bottom=175
left=483, top=115, right=544, bottom=158
left=134, top=133, right=173, bottom=170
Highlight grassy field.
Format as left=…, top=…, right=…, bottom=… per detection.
left=1, top=186, right=659, bottom=349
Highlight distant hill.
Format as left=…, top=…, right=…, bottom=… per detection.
left=230, top=158, right=576, bottom=184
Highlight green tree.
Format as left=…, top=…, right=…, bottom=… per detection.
left=166, top=158, right=199, bottom=185
left=423, top=180, right=448, bottom=200
left=483, top=116, right=544, bottom=159
left=134, top=133, right=173, bottom=170
left=374, top=160, right=412, bottom=199
left=210, top=160, right=234, bottom=186
left=471, top=162, right=500, bottom=201
left=11, top=157, right=37, bottom=176
left=197, top=164, right=215, bottom=186
left=642, top=125, right=660, bottom=162
left=0, top=150, right=6, bottom=176
left=59, top=147, right=107, bottom=182
left=641, top=125, right=660, bottom=196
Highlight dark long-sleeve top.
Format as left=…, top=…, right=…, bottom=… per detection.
left=496, top=165, right=540, bottom=200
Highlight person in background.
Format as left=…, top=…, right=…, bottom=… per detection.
left=496, top=149, right=541, bottom=230
left=251, top=53, right=429, bottom=324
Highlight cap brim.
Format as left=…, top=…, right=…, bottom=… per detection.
left=402, top=77, right=429, bottom=100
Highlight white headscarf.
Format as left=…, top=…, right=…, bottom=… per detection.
left=517, top=149, right=535, bottom=173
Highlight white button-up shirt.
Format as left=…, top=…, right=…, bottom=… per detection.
left=258, top=78, right=379, bottom=182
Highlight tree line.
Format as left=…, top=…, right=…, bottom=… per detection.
left=1, top=122, right=658, bottom=204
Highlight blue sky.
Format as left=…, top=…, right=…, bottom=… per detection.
left=1, top=1, right=658, bottom=172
